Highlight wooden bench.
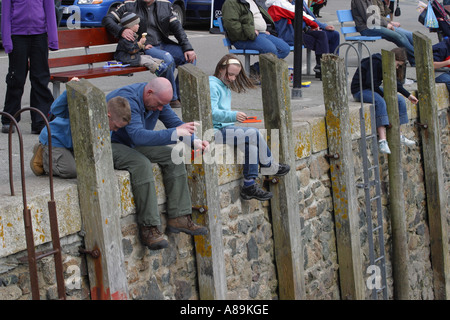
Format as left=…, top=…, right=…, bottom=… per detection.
left=336, top=9, right=382, bottom=57
left=49, top=27, right=148, bottom=98
left=217, top=17, right=312, bottom=75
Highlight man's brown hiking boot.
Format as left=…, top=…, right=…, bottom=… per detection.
left=166, top=214, right=208, bottom=236
left=139, top=225, right=169, bottom=250
left=30, top=143, right=44, bottom=176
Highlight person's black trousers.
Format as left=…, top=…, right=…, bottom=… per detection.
left=2, top=33, right=53, bottom=132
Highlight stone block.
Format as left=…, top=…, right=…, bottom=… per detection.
left=0, top=179, right=81, bottom=258
left=293, top=121, right=311, bottom=159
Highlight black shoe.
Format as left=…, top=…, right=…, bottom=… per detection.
left=274, top=163, right=290, bottom=176
left=31, top=125, right=44, bottom=135
left=240, top=183, right=273, bottom=201
left=313, top=64, right=321, bottom=73
left=1, top=124, right=15, bottom=134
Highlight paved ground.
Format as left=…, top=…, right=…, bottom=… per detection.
left=0, top=0, right=436, bottom=196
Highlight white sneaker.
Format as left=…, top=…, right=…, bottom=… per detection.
left=378, top=139, right=391, bottom=154
left=400, top=135, right=415, bottom=148
left=404, top=78, right=414, bottom=85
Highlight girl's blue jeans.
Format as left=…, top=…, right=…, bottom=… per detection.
left=353, top=89, right=408, bottom=128
left=215, top=126, right=273, bottom=180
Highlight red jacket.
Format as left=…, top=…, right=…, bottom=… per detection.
left=266, top=0, right=318, bottom=28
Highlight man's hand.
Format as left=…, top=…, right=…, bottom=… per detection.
left=176, top=121, right=199, bottom=137
left=184, top=50, right=197, bottom=63
left=121, top=28, right=136, bottom=41
left=324, top=25, right=335, bottom=31
left=193, top=139, right=209, bottom=152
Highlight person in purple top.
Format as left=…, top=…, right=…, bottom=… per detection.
left=1, top=0, right=59, bottom=134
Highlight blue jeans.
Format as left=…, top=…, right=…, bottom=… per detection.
left=145, top=43, right=193, bottom=102
left=232, top=33, right=291, bottom=60
left=215, top=126, right=273, bottom=180
left=353, top=89, right=408, bottom=128
left=361, top=27, right=415, bottom=65
left=436, top=71, right=450, bottom=92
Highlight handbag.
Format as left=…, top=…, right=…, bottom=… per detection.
left=418, top=8, right=427, bottom=25
left=394, top=0, right=401, bottom=16
left=425, top=0, right=439, bottom=28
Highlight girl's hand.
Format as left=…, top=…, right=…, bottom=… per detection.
left=236, top=112, right=247, bottom=122
left=408, top=95, right=418, bottom=104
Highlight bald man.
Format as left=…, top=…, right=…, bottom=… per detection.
left=107, top=78, right=209, bottom=250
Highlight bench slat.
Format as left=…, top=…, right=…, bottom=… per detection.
left=50, top=66, right=148, bottom=82
left=57, top=27, right=118, bottom=49
left=49, top=52, right=115, bottom=68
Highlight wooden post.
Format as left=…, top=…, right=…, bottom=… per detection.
left=382, top=49, right=410, bottom=299
left=178, top=64, right=228, bottom=300
left=413, top=31, right=450, bottom=300
left=66, top=79, right=128, bottom=300
left=259, top=53, right=305, bottom=300
left=321, top=54, right=365, bottom=300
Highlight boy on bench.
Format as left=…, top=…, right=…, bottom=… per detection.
left=114, top=12, right=170, bottom=77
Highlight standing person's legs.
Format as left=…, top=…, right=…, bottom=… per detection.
left=2, top=35, right=29, bottom=129
left=29, top=33, right=54, bottom=133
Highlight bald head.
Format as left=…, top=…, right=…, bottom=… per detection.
left=143, top=77, right=173, bottom=111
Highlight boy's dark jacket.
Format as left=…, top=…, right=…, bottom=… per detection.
left=351, top=53, right=410, bottom=98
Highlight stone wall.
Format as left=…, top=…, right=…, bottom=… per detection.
left=0, top=86, right=448, bottom=300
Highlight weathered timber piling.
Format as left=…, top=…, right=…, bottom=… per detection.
left=321, top=53, right=365, bottom=300
left=178, top=63, right=227, bottom=300
left=413, top=31, right=450, bottom=300
left=382, top=49, right=410, bottom=300
left=67, top=79, right=128, bottom=300
left=259, top=53, right=306, bottom=300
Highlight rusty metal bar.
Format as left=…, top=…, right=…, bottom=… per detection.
left=0, top=113, right=19, bottom=196
left=1, top=107, right=65, bottom=300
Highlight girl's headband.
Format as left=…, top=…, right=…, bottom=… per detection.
left=222, top=58, right=241, bottom=66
